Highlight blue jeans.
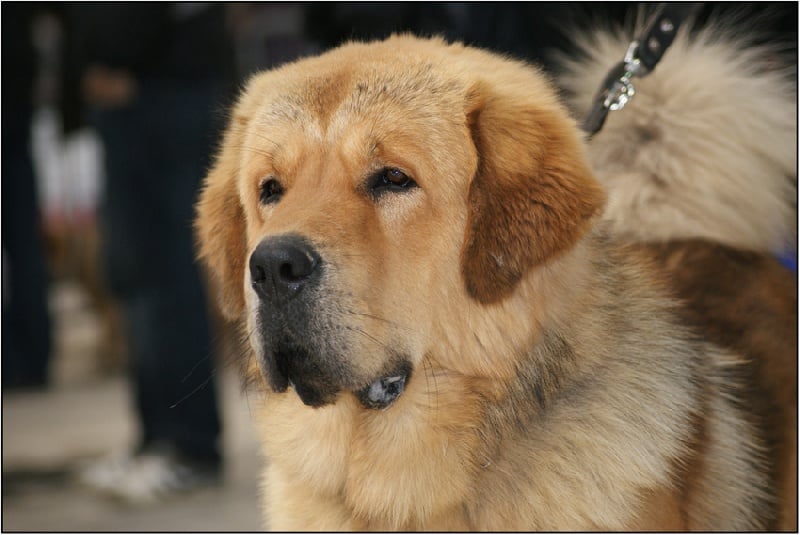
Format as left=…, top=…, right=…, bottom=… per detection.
left=91, top=79, right=229, bottom=462
left=2, top=102, right=52, bottom=387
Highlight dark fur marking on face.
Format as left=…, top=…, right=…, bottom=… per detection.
left=265, top=336, right=343, bottom=407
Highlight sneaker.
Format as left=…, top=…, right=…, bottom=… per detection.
left=77, top=445, right=220, bottom=505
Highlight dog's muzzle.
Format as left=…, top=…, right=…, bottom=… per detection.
left=249, top=234, right=410, bottom=410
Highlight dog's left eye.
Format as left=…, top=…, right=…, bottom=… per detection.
left=369, top=167, right=418, bottom=196
left=260, top=177, right=284, bottom=205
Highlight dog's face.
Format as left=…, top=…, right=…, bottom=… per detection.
left=196, top=36, right=605, bottom=409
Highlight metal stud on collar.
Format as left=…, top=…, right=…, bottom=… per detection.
left=602, top=41, right=642, bottom=112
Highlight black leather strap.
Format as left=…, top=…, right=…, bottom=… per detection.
left=637, top=3, right=703, bottom=73
left=582, top=3, right=703, bottom=137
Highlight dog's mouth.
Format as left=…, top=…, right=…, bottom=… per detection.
left=262, top=340, right=411, bottom=410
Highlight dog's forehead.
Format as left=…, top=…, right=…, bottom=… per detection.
left=249, top=40, right=467, bottom=138
left=235, top=36, right=497, bottom=190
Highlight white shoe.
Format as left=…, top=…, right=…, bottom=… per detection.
left=77, top=447, right=220, bottom=505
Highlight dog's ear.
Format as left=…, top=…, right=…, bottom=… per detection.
left=195, top=114, right=249, bottom=320
left=461, top=79, right=606, bottom=304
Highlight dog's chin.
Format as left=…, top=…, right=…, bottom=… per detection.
left=259, top=344, right=342, bottom=408
left=262, top=363, right=342, bottom=408
left=288, top=377, right=341, bottom=408
left=290, top=369, right=411, bottom=410
left=259, top=345, right=411, bottom=410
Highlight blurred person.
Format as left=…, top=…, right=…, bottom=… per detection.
left=304, top=3, right=633, bottom=79
left=65, top=3, right=235, bottom=504
left=2, top=3, right=54, bottom=390
left=305, top=3, right=467, bottom=49
left=227, top=3, right=321, bottom=77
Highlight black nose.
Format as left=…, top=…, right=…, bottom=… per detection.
left=249, top=235, right=322, bottom=300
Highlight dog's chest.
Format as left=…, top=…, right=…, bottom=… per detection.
left=256, top=378, right=488, bottom=528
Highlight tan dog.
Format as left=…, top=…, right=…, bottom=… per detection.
left=196, top=35, right=781, bottom=530
left=560, top=17, right=798, bottom=531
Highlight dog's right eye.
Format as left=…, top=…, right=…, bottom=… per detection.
left=260, top=178, right=284, bottom=205
left=367, top=167, right=418, bottom=198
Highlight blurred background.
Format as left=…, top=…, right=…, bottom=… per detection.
left=2, top=2, right=795, bottom=532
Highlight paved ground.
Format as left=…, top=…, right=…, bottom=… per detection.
left=2, top=281, right=264, bottom=532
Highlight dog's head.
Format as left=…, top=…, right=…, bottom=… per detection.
left=196, top=35, right=604, bottom=409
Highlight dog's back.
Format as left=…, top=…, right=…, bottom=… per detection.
left=559, top=12, right=798, bottom=530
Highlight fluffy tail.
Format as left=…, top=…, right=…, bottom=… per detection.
left=558, top=9, right=797, bottom=256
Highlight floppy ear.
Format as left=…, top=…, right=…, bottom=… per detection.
left=195, top=115, right=248, bottom=319
left=461, top=80, right=606, bottom=304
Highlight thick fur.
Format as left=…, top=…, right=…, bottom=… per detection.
left=559, top=15, right=797, bottom=255
left=196, top=35, right=780, bottom=530
left=560, top=17, right=798, bottom=531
